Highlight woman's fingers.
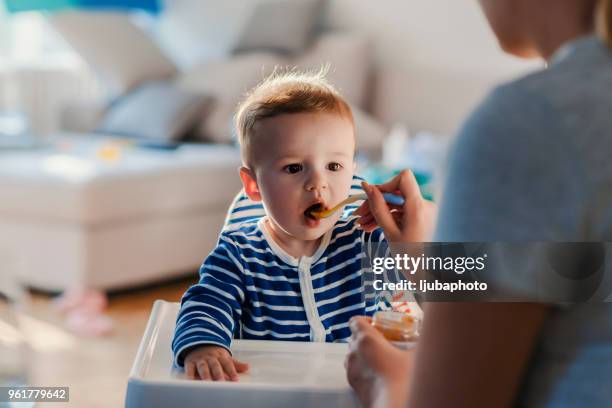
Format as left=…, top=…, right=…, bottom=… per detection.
left=358, top=208, right=404, bottom=232
left=362, top=182, right=401, bottom=240
left=377, top=170, right=418, bottom=197
left=345, top=351, right=364, bottom=390
left=349, top=316, right=383, bottom=352
left=361, top=170, right=436, bottom=242
left=358, top=211, right=374, bottom=226
left=392, top=211, right=403, bottom=226
left=350, top=316, right=379, bottom=338
left=397, top=170, right=422, bottom=202
left=353, top=200, right=370, bottom=216
left=356, top=203, right=377, bottom=231
left=378, top=170, right=423, bottom=213
left=359, top=220, right=379, bottom=233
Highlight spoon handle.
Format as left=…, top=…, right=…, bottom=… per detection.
left=350, top=193, right=405, bottom=206
left=381, top=193, right=405, bottom=206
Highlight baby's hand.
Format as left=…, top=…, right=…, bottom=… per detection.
left=184, top=345, right=249, bottom=381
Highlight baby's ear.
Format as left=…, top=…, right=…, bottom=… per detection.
left=239, top=167, right=262, bottom=202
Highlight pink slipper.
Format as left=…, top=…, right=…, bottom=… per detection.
left=53, top=288, right=108, bottom=314
left=54, top=288, right=114, bottom=337
left=65, top=310, right=114, bottom=337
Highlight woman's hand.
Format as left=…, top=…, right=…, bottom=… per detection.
left=355, top=170, right=437, bottom=242
left=345, top=317, right=413, bottom=408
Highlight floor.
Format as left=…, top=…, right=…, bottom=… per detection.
left=21, top=277, right=196, bottom=408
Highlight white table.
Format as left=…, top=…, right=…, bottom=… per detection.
left=0, top=135, right=242, bottom=291
left=126, top=301, right=359, bottom=408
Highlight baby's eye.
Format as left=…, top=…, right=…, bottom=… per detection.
left=327, top=162, right=342, bottom=172
left=283, top=164, right=303, bottom=174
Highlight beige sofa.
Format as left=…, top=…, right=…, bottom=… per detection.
left=0, top=136, right=242, bottom=291
left=3, top=2, right=387, bottom=291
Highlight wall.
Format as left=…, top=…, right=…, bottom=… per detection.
left=325, top=0, right=540, bottom=136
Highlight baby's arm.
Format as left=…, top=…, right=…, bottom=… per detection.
left=172, top=239, right=247, bottom=380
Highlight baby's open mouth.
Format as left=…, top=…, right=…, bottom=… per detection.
left=304, top=203, right=324, bottom=220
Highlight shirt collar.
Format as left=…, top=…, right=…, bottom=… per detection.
left=258, top=217, right=333, bottom=267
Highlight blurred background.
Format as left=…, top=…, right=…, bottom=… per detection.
left=0, top=1, right=538, bottom=406
left=0, top=0, right=538, bottom=141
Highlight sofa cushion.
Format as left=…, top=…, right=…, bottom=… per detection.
left=96, top=82, right=211, bottom=142
left=294, top=31, right=373, bottom=108
left=233, top=0, right=325, bottom=55
left=48, top=12, right=177, bottom=95
left=176, top=52, right=288, bottom=144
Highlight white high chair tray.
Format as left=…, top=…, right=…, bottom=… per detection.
left=126, top=300, right=358, bottom=408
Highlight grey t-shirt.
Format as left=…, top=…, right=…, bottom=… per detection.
left=435, top=36, right=612, bottom=407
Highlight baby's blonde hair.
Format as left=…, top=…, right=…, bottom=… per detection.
left=235, top=68, right=354, bottom=166
left=596, top=0, right=612, bottom=47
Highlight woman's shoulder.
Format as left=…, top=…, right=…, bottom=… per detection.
left=471, top=35, right=611, bottom=139
left=454, top=78, right=557, bottom=160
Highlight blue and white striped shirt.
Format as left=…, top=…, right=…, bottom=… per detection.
left=172, top=215, right=388, bottom=366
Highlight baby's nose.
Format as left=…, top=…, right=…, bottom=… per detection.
left=305, top=172, right=328, bottom=192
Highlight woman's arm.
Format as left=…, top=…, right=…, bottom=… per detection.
left=407, top=302, right=548, bottom=408
left=349, top=162, right=551, bottom=407
left=347, top=302, right=548, bottom=408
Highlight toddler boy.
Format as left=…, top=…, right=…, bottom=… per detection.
left=172, top=71, right=388, bottom=381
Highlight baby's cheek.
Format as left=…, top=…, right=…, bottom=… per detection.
left=269, top=201, right=296, bottom=227
left=337, top=173, right=353, bottom=194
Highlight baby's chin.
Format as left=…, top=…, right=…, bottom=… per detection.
left=295, top=228, right=328, bottom=242
left=293, top=217, right=340, bottom=240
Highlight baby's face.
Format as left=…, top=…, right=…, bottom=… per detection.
left=247, top=112, right=355, bottom=241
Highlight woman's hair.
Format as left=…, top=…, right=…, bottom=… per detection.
left=596, top=0, right=612, bottom=47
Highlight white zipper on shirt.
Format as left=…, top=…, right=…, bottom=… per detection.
left=298, top=257, right=326, bottom=342
left=258, top=217, right=330, bottom=342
